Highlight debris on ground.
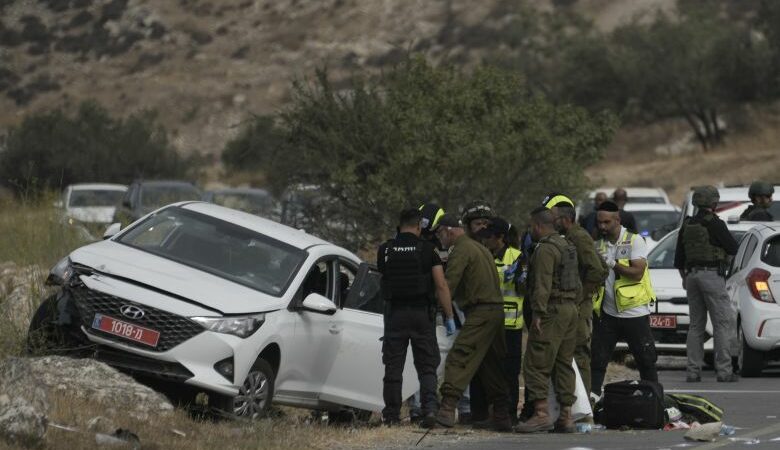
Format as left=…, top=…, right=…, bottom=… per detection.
left=684, top=421, right=722, bottom=442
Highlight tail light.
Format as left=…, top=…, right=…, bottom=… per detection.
left=747, top=268, right=775, bottom=303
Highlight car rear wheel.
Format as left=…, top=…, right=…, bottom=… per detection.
left=223, top=358, right=275, bottom=419
left=739, top=325, right=764, bottom=378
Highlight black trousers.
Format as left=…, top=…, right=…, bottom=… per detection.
left=382, top=305, right=440, bottom=420
left=470, top=328, right=523, bottom=421
left=590, top=313, right=658, bottom=395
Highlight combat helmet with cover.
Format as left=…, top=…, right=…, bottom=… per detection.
left=748, top=181, right=774, bottom=199
left=461, top=200, right=495, bottom=224
left=692, top=185, right=720, bottom=208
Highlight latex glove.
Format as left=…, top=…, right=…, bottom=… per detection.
left=605, top=257, right=616, bottom=269
left=444, top=318, right=456, bottom=336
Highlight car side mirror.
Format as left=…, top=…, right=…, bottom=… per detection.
left=302, top=293, right=337, bottom=315
left=103, top=223, right=122, bottom=239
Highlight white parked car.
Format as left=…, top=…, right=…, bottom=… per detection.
left=29, top=202, right=418, bottom=418
left=61, top=183, right=127, bottom=224
left=679, top=185, right=780, bottom=227
left=625, top=222, right=753, bottom=359
left=726, top=222, right=780, bottom=377
left=623, top=203, right=681, bottom=249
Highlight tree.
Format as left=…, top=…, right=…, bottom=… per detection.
left=0, top=101, right=185, bottom=196
left=221, top=115, right=286, bottom=170
left=253, top=58, right=617, bottom=250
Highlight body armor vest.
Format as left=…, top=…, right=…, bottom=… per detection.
left=682, top=215, right=727, bottom=268
left=540, top=234, right=580, bottom=300
left=382, top=239, right=432, bottom=302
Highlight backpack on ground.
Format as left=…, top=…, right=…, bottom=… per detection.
left=602, top=380, right=665, bottom=429
left=665, top=393, right=724, bottom=424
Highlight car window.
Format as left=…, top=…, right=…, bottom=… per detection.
left=301, top=261, right=332, bottom=300
left=739, top=234, right=759, bottom=272
left=140, top=185, right=202, bottom=213
left=118, top=206, right=306, bottom=296
left=648, top=230, right=678, bottom=269
left=69, top=189, right=125, bottom=207
left=762, top=235, right=780, bottom=267
left=336, top=260, right=357, bottom=307
left=631, top=211, right=681, bottom=237
left=343, top=263, right=384, bottom=314
left=627, top=197, right=665, bottom=204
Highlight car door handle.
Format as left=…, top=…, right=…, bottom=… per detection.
left=329, top=325, right=342, bottom=335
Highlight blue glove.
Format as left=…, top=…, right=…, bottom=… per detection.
left=444, top=318, right=456, bottom=336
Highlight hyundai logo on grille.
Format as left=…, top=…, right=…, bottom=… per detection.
left=120, top=305, right=145, bottom=320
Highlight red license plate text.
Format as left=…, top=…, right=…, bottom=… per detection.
left=92, top=313, right=160, bottom=347
left=650, top=315, right=677, bottom=329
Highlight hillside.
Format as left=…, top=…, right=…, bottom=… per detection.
left=0, top=0, right=678, bottom=157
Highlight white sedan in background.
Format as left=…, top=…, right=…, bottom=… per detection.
left=623, top=203, right=681, bottom=250
left=61, top=183, right=127, bottom=224
left=727, top=222, right=780, bottom=377
left=31, top=202, right=417, bottom=418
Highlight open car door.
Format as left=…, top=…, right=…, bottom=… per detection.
left=318, top=262, right=419, bottom=411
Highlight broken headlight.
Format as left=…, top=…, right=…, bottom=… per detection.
left=46, top=257, right=74, bottom=286
left=191, top=313, right=266, bottom=338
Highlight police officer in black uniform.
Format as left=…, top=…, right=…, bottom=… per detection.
left=378, top=208, right=455, bottom=427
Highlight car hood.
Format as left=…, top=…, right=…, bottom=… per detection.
left=67, top=207, right=117, bottom=224
left=69, top=240, right=288, bottom=314
left=650, top=268, right=686, bottom=300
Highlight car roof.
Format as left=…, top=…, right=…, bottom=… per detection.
left=68, top=183, right=127, bottom=191
left=623, top=203, right=681, bottom=212
left=179, top=201, right=334, bottom=250
left=133, top=180, right=198, bottom=187
left=589, top=187, right=668, bottom=198
left=208, top=187, right=271, bottom=196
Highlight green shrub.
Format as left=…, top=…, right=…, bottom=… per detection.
left=0, top=100, right=186, bottom=196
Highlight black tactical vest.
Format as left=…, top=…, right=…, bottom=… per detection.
left=682, top=215, right=727, bottom=267
left=382, top=239, right=432, bottom=302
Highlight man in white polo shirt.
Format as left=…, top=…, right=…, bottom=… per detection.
left=590, top=201, right=658, bottom=397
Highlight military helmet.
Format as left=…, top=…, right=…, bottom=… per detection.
left=418, top=203, right=445, bottom=234
left=692, top=185, right=720, bottom=208
left=542, top=192, right=575, bottom=209
left=748, top=181, right=774, bottom=198
left=461, top=200, right=495, bottom=224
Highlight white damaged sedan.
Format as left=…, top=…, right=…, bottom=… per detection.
left=29, top=202, right=417, bottom=418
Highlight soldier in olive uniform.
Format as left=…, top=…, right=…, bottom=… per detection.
left=740, top=181, right=775, bottom=221
left=546, top=194, right=608, bottom=404
left=675, top=186, right=740, bottom=382
left=515, top=207, right=581, bottom=434
left=434, top=214, right=511, bottom=432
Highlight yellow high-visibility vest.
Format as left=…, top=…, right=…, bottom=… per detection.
left=496, top=247, right=524, bottom=330
left=593, top=230, right=655, bottom=316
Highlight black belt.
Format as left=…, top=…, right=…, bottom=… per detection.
left=688, top=266, right=719, bottom=272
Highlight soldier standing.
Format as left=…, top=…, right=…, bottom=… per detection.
left=546, top=194, right=608, bottom=405
left=675, top=186, right=740, bottom=382
left=434, top=213, right=511, bottom=432
left=378, top=208, right=455, bottom=427
left=515, top=207, right=581, bottom=434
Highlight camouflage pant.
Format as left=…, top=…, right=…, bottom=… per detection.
left=440, top=306, right=508, bottom=403
left=523, top=302, right=578, bottom=406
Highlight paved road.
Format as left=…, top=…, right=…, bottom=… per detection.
left=403, top=361, right=780, bottom=450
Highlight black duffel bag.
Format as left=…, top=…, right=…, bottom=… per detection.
left=602, top=380, right=665, bottom=429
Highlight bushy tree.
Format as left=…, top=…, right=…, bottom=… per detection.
left=221, top=115, right=285, bottom=170
left=255, top=58, right=617, bottom=250
left=0, top=101, right=185, bottom=195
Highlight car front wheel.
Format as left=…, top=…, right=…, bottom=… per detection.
left=739, top=325, right=764, bottom=378
left=224, top=358, right=275, bottom=419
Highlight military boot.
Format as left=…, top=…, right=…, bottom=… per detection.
left=472, top=401, right=512, bottom=432
left=554, top=405, right=576, bottom=433
left=435, top=395, right=458, bottom=428
left=514, top=400, right=554, bottom=433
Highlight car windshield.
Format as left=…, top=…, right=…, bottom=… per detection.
left=631, top=211, right=681, bottom=237
left=141, top=185, right=201, bottom=213
left=68, top=189, right=125, bottom=207
left=212, top=192, right=275, bottom=216
left=117, top=207, right=306, bottom=296
left=763, top=235, right=780, bottom=267
left=648, top=229, right=748, bottom=269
